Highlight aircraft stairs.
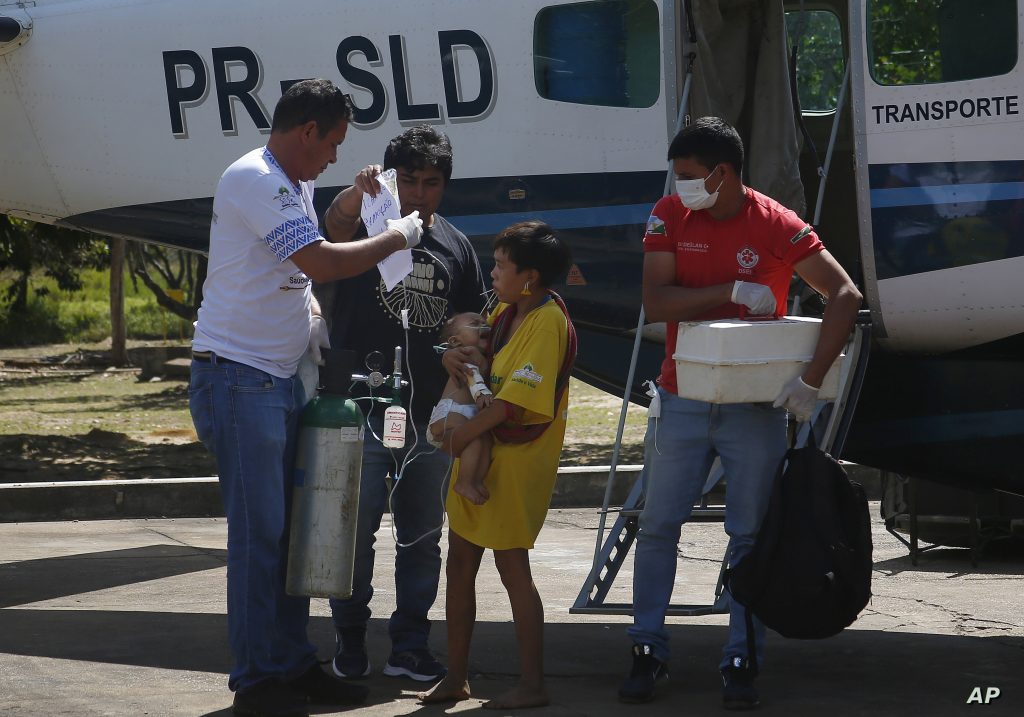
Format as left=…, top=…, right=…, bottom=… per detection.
left=571, top=316, right=872, bottom=617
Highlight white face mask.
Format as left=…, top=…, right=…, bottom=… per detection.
left=675, top=166, right=723, bottom=210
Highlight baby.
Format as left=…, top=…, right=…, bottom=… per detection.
left=428, top=312, right=493, bottom=505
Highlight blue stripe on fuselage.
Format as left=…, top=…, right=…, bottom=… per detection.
left=446, top=203, right=653, bottom=236
left=867, top=160, right=1024, bottom=280
left=63, top=171, right=669, bottom=251
left=870, top=181, right=1024, bottom=208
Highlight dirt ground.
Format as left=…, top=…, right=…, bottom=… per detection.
left=0, top=342, right=212, bottom=482
left=0, top=342, right=646, bottom=483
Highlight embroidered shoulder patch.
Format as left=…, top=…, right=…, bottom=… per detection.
left=645, top=215, right=667, bottom=236
left=790, top=225, right=813, bottom=245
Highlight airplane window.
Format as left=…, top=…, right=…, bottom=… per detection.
left=868, top=0, right=1018, bottom=85
left=786, top=9, right=845, bottom=113
left=534, top=0, right=660, bottom=108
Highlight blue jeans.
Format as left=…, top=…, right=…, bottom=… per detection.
left=189, top=355, right=316, bottom=692
left=329, top=412, right=450, bottom=654
left=628, top=388, right=787, bottom=670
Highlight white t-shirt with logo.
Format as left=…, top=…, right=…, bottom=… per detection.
left=193, top=147, right=321, bottom=378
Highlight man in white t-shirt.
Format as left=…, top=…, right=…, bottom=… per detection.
left=189, top=79, right=424, bottom=717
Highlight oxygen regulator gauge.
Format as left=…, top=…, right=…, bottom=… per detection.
left=364, top=350, right=384, bottom=372
left=357, top=351, right=386, bottom=389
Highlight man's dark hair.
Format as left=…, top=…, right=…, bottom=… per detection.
left=271, top=79, right=353, bottom=137
left=493, top=221, right=572, bottom=288
left=383, top=125, right=454, bottom=182
left=668, top=116, right=744, bottom=174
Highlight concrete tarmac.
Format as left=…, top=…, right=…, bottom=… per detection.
left=1, top=507, right=1021, bottom=717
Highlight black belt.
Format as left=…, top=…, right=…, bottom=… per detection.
left=192, top=350, right=242, bottom=365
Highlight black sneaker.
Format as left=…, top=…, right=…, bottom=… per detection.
left=721, top=657, right=760, bottom=710
left=618, top=643, right=668, bottom=703
left=332, top=628, right=371, bottom=678
left=232, top=679, right=308, bottom=717
left=288, top=664, right=369, bottom=706
left=382, top=649, right=448, bottom=682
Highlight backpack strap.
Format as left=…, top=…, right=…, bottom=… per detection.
left=488, top=291, right=576, bottom=444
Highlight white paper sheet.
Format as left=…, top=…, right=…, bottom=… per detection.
left=360, top=169, right=412, bottom=291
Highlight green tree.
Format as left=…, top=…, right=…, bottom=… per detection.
left=0, top=215, right=108, bottom=312
left=126, top=242, right=206, bottom=321
left=868, top=0, right=942, bottom=85
left=787, top=10, right=845, bottom=112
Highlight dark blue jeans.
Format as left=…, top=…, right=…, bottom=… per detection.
left=330, top=413, right=451, bottom=654
left=189, top=356, right=316, bottom=691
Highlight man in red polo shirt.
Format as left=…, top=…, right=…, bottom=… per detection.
left=619, top=117, right=862, bottom=710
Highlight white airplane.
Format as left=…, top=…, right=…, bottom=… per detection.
left=2, top=0, right=1023, bottom=540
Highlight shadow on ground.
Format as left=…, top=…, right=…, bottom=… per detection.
left=0, top=431, right=216, bottom=482
left=2, top=536, right=1022, bottom=715
left=2, top=608, right=1020, bottom=715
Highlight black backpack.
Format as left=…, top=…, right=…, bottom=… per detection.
left=725, top=431, right=873, bottom=642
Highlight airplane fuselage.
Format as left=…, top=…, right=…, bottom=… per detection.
left=1, top=0, right=1022, bottom=494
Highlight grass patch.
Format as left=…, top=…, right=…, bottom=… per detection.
left=0, top=368, right=646, bottom=460
left=0, top=268, right=649, bottom=466
left=0, top=336, right=648, bottom=478
left=563, top=378, right=648, bottom=465
left=0, top=370, right=197, bottom=439
left=0, top=268, right=192, bottom=346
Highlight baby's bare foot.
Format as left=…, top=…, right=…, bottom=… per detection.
left=454, top=479, right=489, bottom=505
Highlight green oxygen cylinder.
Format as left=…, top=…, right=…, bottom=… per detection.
left=286, top=349, right=364, bottom=598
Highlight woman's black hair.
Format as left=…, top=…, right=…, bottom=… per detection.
left=493, top=221, right=572, bottom=288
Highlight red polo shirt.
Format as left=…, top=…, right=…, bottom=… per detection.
left=643, top=188, right=823, bottom=393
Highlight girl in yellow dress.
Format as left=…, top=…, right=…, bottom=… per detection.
left=420, top=221, right=574, bottom=710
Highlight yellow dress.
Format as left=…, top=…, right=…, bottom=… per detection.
left=446, top=298, right=569, bottom=550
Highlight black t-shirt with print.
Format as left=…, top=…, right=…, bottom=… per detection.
left=328, top=214, right=487, bottom=422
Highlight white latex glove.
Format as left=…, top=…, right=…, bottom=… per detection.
left=386, top=209, right=423, bottom=249
left=732, top=280, right=777, bottom=315
left=308, top=314, right=331, bottom=365
left=296, top=351, right=320, bottom=406
left=773, top=375, right=819, bottom=422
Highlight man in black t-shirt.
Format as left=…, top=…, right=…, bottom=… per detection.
left=323, top=125, right=487, bottom=684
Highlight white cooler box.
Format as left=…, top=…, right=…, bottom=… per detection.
left=672, top=316, right=842, bottom=404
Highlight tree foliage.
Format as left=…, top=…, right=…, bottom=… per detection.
left=787, top=1, right=966, bottom=107
left=0, top=216, right=108, bottom=312
left=787, top=9, right=845, bottom=112
left=867, top=0, right=943, bottom=85
left=126, top=242, right=206, bottom=321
